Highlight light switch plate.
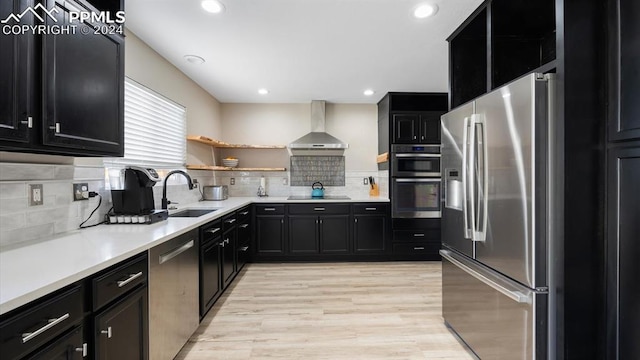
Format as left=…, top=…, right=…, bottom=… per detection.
left=29, top=184, right=43, bottom=206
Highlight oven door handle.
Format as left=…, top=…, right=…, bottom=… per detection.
left=394, top=178, right=441, bottom=183
left=394, top=154, right=441, bottom=158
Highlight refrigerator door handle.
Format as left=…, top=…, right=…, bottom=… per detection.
left=440, top=250, right=531, bottom=304
left=467, top=116, right=478, bottom=239
left=462, top=116, right=473, bottom=239
left=471, top=114, right=488, bottom=242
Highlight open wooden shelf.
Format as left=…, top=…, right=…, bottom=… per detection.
left=376, top=152, right=389, bottom=163
left=187, top=135, right=286, bottom=149
left=187, top=164, right=286, bottom=172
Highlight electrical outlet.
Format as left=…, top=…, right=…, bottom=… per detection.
left=230, top=178, right=235, bottom=185
left=29, top=184, right=43, bottom=206
left=192, top=179, right=199, bottom=188
left=282, top=178, right=288, bottom=185
left=73, top=183, right=89, bottom=201
left=363, top=177, right=369, bottom=185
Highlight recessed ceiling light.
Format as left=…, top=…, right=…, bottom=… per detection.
left=184, top=55, right=205, bottom=64
left=413, top=3, right=438, bottom=19
left=201, top=0, right=225, bottom=14
left=363, top=89, right=375, bottom=96
left=258, top=88, right=269, bottom=95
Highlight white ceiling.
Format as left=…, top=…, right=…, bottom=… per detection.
left=124, top=0, right=483, bottom=104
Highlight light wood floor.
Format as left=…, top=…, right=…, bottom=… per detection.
left=175, top=262, right=475, bottom=359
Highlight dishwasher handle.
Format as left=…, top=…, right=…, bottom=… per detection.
left=159, top=240, right=195, bottom=264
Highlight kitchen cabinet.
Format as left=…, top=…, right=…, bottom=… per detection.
left=606, top=144, right=640, bottom=359
left=221, top=226, right=236, bottom=289
left=288, top=204, right=350, bottom=255
left=608, top=0, right=640, bottom=141
left=391, top=218, right=441, bottom=260
left=378, top=93, right=448, bottom=146
left=91, top=252, right=148, bottom=360
left=448, top=0, right=555, bottom=108
left=0, top=284, right=85, bottom=360
left=0, top=0, right=125, bottom=156
left=199, top=219, right=223, bottom=318
left=254, top=204, right=287, bottom=256
left=0, top=0, right=36, bottom=146
left=236, top=206, right=251, bottom=271
left=392, top=113, right=441, bottom=144
left=353, top=204, right=390, bottom=254
left=25, top=326, right=85, bottom=359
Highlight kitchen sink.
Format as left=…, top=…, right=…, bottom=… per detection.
left=169, top=209, right=218, bottom=217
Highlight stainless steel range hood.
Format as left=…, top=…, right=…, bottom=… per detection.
left=288, top=100, right=348, bottom=149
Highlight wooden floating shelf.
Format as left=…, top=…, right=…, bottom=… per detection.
left=187, top=135, right=286, bottom=149
left=376, top=152, right=389, bottom=163
left=187, top=164, right=286, bottom=172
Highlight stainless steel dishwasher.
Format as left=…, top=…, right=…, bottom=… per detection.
left=149, top=229, right=199, bottom=360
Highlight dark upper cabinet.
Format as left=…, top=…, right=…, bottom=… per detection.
left=392, top=113, right=441, bottom=144
left=448, top=0, right=556, bottom=109
left=607, top=145, right=640, bottom=359
left=0, top=0, right=124, bottom=156
left=0, top=0, right=36, bottom=146
left=608, top=0, right=640, bottom=141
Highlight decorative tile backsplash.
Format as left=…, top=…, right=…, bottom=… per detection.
left=290, top=156, right=345, bottom=186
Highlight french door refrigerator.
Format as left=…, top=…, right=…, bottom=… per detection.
left=440, top=73, right=557, bottom=359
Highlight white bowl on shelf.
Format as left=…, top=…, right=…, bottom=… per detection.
left=222, top=159, right=239, bottom=167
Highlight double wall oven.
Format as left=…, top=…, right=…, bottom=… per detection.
left=391, top=144, right=441, bottom=218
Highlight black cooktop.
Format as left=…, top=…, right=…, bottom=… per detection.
left=286, top=195, right=351, bottom=200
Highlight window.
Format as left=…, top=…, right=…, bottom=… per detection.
left=104, top=78, right=187, bottom=188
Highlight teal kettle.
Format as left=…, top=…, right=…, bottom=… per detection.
left=311, top=182, right=325, bottom=198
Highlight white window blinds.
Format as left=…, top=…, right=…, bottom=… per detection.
left=119, top=77, right=186, bottom=167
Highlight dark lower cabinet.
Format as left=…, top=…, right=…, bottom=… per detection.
left=289, top=215, right=319, bottom=253
left=319, top=215, right=350, bottom=253
left=255, top=205, right=286, bottom=255
left=236, top=220, right=251, bottom=271
left=200, top=236, right=222, bottom=318
left=607, top=145, right=640, bottom=359
left=26, top=326, right=85, bottom=360
left=392, top=218, right=441, bottom=260
left=353, top=215, right=388, bottom=253
left=93, top=286, right=148, bottom=360
left=221, top=228, right=236, bottom=289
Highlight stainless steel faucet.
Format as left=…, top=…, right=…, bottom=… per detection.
left=161, top=170, right=194, bottom=209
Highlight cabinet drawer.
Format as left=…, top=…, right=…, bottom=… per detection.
left=201, top=219, right=222, bottom=242
left=222, top=212, right=237, bottom=231
left=352, top=203, right=389, bottom=214
left=289, top=204, right=350, bottom=215
left=393, top=242, right=441, bottom=255
left=393, top=229, right=441, bottom=242
left=92, top=253, right=148, bottom=311
left=0, top=285, right=84, bottom=360
left=236, top=206, right=251, bottom=221
left=255, top=204, right=285, bottom=215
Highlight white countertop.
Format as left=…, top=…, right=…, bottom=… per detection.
left=0, top=196, right=388, bottom=315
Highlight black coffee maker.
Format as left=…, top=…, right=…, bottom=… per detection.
left=111, top=166, right=161, bottom=215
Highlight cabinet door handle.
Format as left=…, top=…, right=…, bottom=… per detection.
left=421, top=135, right=425, bottom=140
left=281, top=219, right=284, bottom=224
left=264, top=208, right=276, bottom=211
left=239, top=224, right=249, bottom=229
left=22, top=313, right=70, bottom=343
left=49, top=122, right=61, bottom=133
left=413, top=135, right=417, bottom=140
left=413, top=246, right=425, bottom=250
left=206, top=227, right=221, bottom=234
left=117, top=271, right=143, bottom=288
left=365, top=207, right=377, bottom=211
left=224, top=238, right=230, bottom=245
left=413, top=233, right=425, bottom=237
left=355, top=218, right=358, bottom=223
left=21, top=117, right=33, bottom=128
left=75, top=343, right=88, bottom=357
left=100, top=326, right=112, bottom=338
left=313, top=207, right=325, bottom=211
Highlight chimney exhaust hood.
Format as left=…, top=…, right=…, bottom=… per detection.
left=288, top=100, right=348, bottom=149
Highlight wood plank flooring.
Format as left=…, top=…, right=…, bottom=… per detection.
left=175, top=262, right=475, bottom=359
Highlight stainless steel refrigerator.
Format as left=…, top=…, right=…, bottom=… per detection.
left=440, top=73, right=557, bottom=359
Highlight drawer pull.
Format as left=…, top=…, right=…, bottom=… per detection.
left=413, top=247, right=425, bottom=250
left=264, top=208, right=276, bottom=211
left=225, top=218, right=236, bottom=224
left=206, top=227, right=221, bottom=234
left=117, top=271, right=144, bottom=288
left=75, top=343, right=88, bottom=357
left=22, top=313, right=70, bottom=343
left=365, top=207, right=377, bottom=211
left=314, top=207, right=325, bottom=211
left=100, top=326, right=112, bottom=338
left=240, top=211, right=249, bottom=215
left=239, top=246, right=249, bottom=251
left=413, top=233, right=425, bottom=237
left=239, top=224, right=249, bottom=229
